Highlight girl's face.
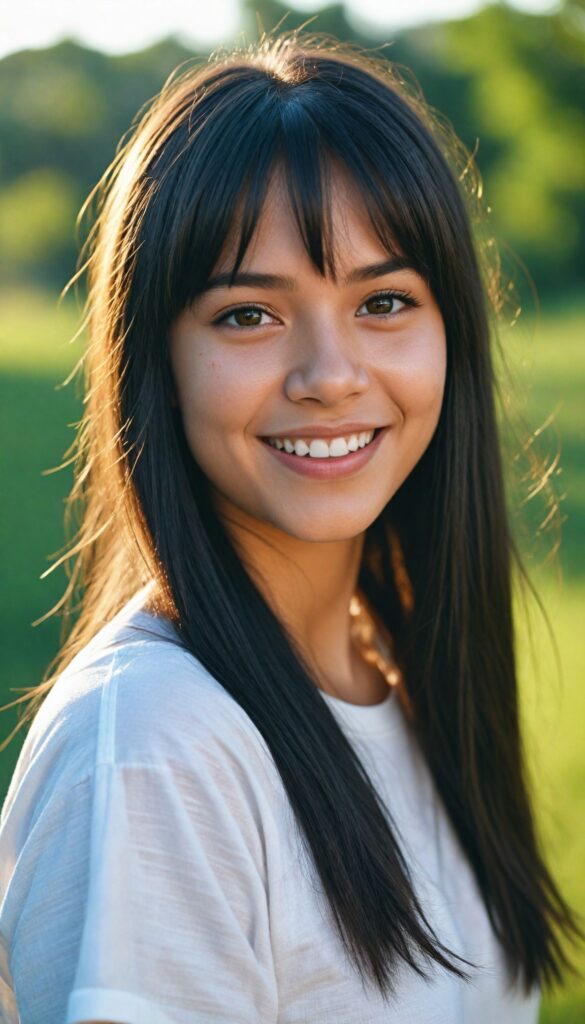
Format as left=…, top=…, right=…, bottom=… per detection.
left=169, top=167, right=446, bottom=543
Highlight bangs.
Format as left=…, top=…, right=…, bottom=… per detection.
left=160, top=68, right=439, bottom=322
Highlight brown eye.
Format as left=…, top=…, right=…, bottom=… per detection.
left=359, top=293, right=406, bottom=317
left=214, top=305, right=272, bottom=328
left=369, top=297, right=392, bottom=314
left=233, top=307, right=263, bottom=326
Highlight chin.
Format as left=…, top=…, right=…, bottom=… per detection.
left=275, top=512, right=378, bottom=544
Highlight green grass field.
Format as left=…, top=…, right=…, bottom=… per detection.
left=0, top=286, right=583, bottom=1020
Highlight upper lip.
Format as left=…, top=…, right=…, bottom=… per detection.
left=261, top=422, right=384, bottom=440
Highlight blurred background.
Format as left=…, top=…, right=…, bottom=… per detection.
left=0, top=1, right=583, bottom=1018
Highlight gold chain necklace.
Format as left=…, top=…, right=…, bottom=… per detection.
left=349, top=591, right=414, bottom=720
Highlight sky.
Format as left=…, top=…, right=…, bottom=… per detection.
left=0, top=0, right=560, bottom=60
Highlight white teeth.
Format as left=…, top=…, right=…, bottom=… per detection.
left=308, top=439, right=330, bottom=459
left=293, top=439, right=310, bottom=456
left=328, top=437, right=350, bottom=457
left=268, top=429, right=376, bottom=458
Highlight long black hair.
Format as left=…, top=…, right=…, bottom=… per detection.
left=6, top=30, right=583, bottom=999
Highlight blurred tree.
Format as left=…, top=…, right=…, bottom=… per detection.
left=415, top=4, right=585, bottom=294
left=0, top=38, right=196, bottom=288
left=0, top=3, right=582, bottom=297
left=0, top=168, right=79, bottom=285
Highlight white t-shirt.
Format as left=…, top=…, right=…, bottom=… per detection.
left=0, top=583, right=541, bottom=1024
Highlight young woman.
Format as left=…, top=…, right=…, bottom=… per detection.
left=0, top=30, right=581, bottom=1024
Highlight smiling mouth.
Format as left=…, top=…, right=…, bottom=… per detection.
left=260, top=427, right=382, bottom=459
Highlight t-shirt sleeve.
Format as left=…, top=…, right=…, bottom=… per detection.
left=5, top=742, right=278, bottom=1024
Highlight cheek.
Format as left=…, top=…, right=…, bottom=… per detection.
left=171, top=345, right=266, bottom=461
left=385, top=326, right=447, bottom=424
left=418, top=346, right=447, bottom=417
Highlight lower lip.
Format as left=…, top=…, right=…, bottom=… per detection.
left=259, top=428, right=388, bottom=479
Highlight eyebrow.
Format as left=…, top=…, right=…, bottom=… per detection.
left=202, top=255, right=416, bottom=293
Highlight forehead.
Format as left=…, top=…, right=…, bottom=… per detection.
left=213, top=159, right=395, bottom=279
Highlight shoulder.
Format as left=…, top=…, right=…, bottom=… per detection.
left=3, top=588, right=278, bottom=824
left=0, top=593, right=282, bottom=1024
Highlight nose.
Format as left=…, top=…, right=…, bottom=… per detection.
left=283, top=324, right=369, bottom=406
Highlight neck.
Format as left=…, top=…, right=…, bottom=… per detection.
left=214, top=494, right=369, bottom=695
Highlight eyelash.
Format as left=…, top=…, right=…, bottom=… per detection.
left=211, top=289, right=421, bottom=329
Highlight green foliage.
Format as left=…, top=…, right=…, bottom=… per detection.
left=0, top=4, right=583, bottom=295
left=426, top=5, right=585, bottom=277
left=1, top=60, right=107, bottom=137
left=0, top=37, right=203, bottom=287
left=0, top=168, right=79, bottom=275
